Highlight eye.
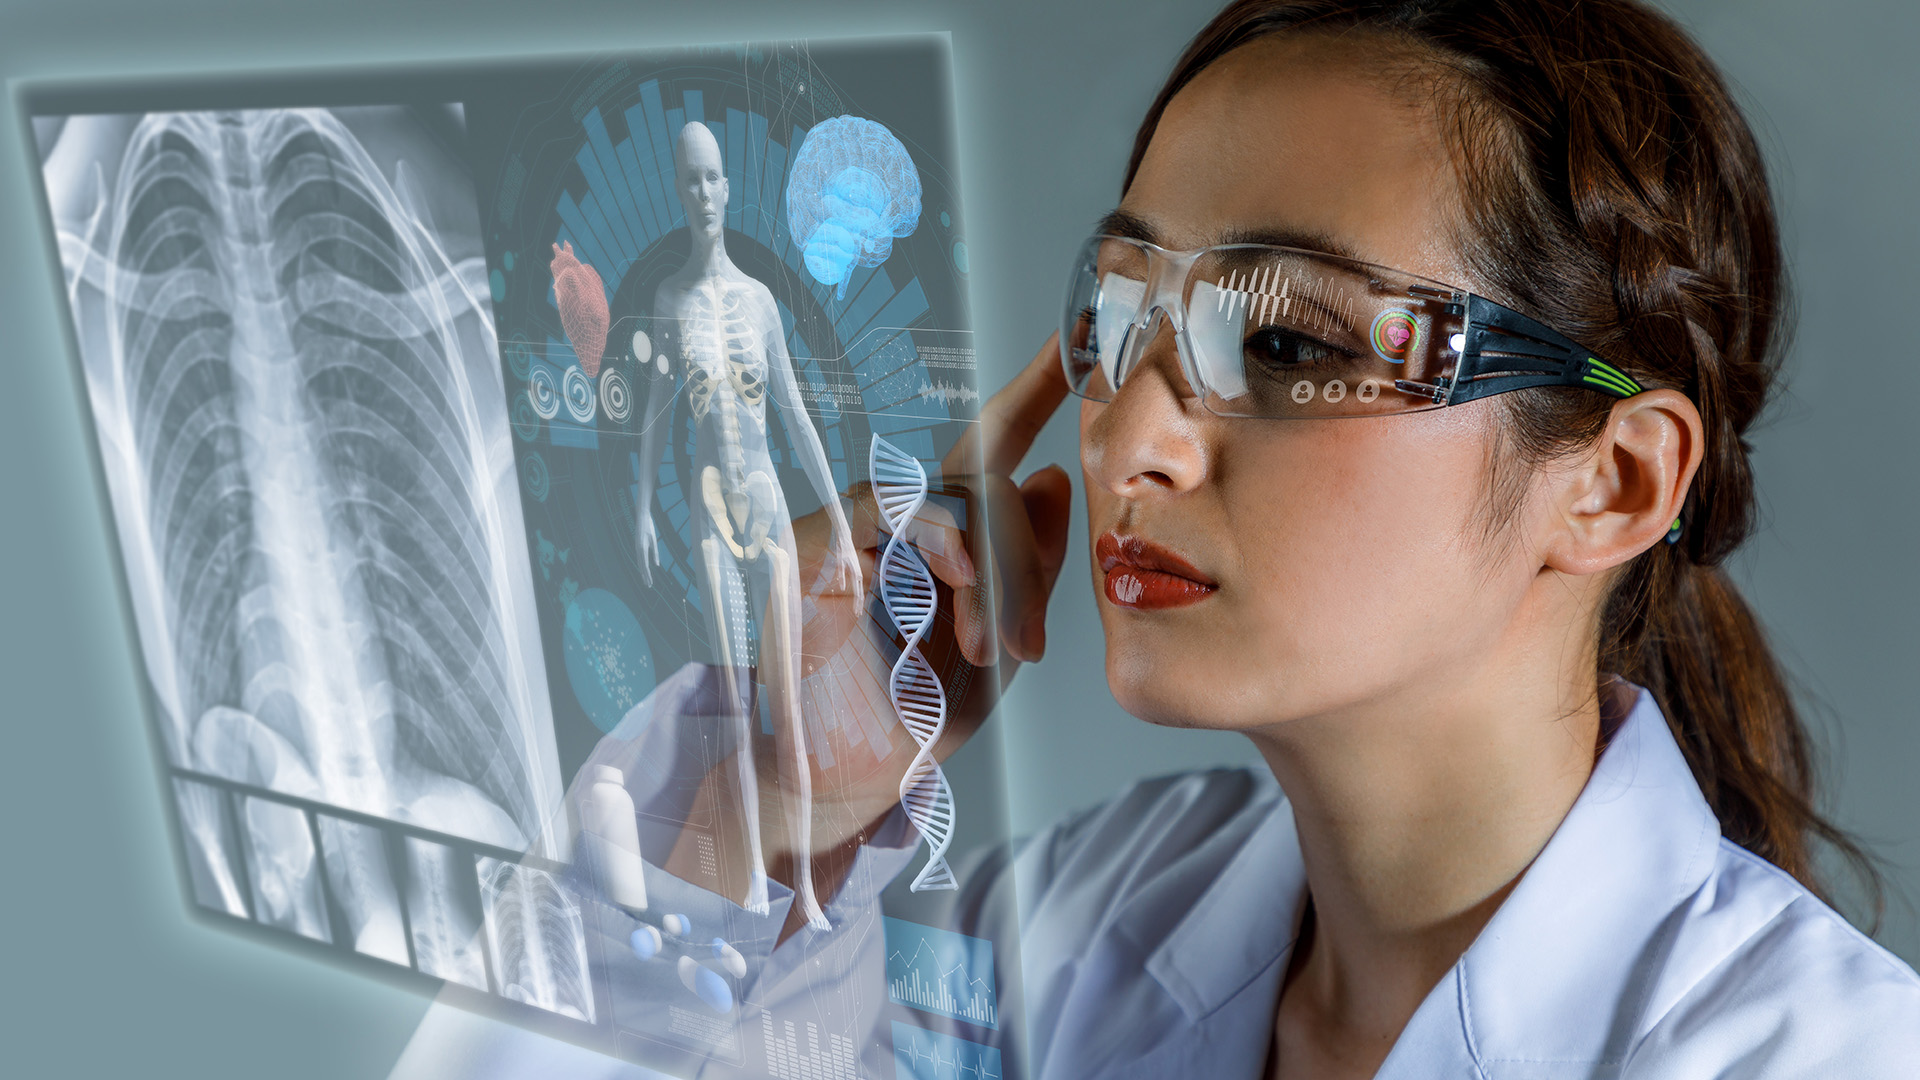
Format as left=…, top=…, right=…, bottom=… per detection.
left=1243, top=326, right=1351, bottom=370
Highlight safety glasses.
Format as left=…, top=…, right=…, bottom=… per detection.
left=1060, top=234, right=1644, bottom=419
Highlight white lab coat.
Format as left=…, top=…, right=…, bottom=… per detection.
left=389, top=679, right=1920, bottom=1079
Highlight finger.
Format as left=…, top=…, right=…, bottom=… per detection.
left=984, top=474, right=1051, bottom=663
left=955, top=578, right=996, bottom=669
left=841, top=482, right=882, bottom=550
left=849, top=478, right=972, bottom=590
left=955, top=483, right=996, bottom=669
left=903, top=500, right=973, bottom=588
left=980, top=332, right=1071, bottom=477
left=1018, top=465, right=1073, bottom=657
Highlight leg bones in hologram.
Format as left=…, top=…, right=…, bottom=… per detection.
left=698, top=466, right=830, bottom=930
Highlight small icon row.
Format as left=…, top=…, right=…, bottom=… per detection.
left=1289, top=378, right=1382, bottom=405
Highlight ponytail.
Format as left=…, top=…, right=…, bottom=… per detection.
left=1129, top=0, right=1880, bottom=910
left=1607, top=555, right=1871, bottom=906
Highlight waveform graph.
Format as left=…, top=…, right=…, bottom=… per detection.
left=884, top=918, right=996, bottom=1028
left=891, top=1022, right=1001, bottom=1080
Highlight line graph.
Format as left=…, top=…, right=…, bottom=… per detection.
left=884, top=917, right=996, bottom=1028
left=891, top=1022, right=1001, bottom=1080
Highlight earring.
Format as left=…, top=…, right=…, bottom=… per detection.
left=1665, top=516, right=1682, bottom=545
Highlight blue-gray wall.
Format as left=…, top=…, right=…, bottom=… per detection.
left=2, top=1, right=1912, bottom=1075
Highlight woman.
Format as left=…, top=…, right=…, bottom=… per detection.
left=395, top=1, right=1920, bottom=1076
left=953, top=0, right=1920, bottom=1075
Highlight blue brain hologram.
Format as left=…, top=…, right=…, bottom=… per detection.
left=784, top=115, right=923, bottom=299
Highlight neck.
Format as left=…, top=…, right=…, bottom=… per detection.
left=1251, top=575, right=1604, bottom=1067
left=684, top=227, right=731, bottom=277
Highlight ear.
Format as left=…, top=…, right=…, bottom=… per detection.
left=1541, top=389, right=1704, bottom=576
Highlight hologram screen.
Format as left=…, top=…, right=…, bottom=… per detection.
left=30, top=36, right=1014, bottom=1079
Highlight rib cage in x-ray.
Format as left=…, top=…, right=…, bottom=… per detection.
left=47, top=108, right=560, bottom=857
left=478, top=858, right=595, bottom=1022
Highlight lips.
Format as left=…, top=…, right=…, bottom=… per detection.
left=1096, top=532, right=1218, bottom=610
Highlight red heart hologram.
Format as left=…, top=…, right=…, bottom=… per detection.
left=550, top=241, right=609, bottom=378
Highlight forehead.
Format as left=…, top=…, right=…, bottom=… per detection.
left=1124, top=33, right=1467, bottom=284
left=678, top=126, right=723, bottom=170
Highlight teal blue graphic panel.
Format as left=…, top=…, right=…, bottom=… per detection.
left=884, top=917, right=997, bottom=1028
left=892, top=1022, right=1002, bottom=1080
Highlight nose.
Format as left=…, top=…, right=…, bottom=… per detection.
left=1081, top=319, right=1209, bottom=498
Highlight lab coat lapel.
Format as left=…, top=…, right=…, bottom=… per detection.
left=1375, top=688, right=1722, bottom=1079
left=1041, top=797, right=1308, bottom=1079
left=1145, top=797, right=1308, bottom=1018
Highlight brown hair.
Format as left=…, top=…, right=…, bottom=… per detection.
left=1126, top=0, right=1878, bottom=911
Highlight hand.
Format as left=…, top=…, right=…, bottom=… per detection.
left=949, top=332, right=1075, bottom=673
left=637, top=507, right=661, bottom=588
left=819, top=516, right=864, bottom=600
left=782, top=333, right=1074, bottom=834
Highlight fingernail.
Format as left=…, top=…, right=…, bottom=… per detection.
left=954, top=542, right=977, bottom=586
left=1021, top=618, right=1045, bottom=660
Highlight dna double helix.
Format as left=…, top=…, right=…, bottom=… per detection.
left=870, top=435, right=956, bottom=892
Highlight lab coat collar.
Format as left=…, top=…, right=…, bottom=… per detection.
left=1433, top=683, right=1720, bottom=1074
left=1142, top=791, right=1306, bottom=1021
left=1134, top=684, right=1721, bottom=1075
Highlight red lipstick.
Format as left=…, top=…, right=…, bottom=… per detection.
left=1096, top=532, right=1218, bottom=610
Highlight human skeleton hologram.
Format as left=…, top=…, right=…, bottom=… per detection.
left=629, top=121, right=862, bottom=930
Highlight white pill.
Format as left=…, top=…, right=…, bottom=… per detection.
left=712, top=937, right=747, bottom=979
left=678, top=955, right=734, bottom=1012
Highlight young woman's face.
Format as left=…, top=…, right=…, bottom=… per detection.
left=1083, top=35, right=1546, bottom=731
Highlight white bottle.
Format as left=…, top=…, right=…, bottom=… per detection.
left=580, top=764, right=648, bottom=912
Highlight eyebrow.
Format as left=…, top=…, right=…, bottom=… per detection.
left=1095, top=208, right=1160, bottom=243
left=1095, top=208, right=1367, bottom=265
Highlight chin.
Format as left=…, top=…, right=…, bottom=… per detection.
left=1103, top=636, right=1235, bottom=731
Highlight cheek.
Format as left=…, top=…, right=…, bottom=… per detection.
left=1222, top=416, right=1499, bottom=696
left=1083, top=404, right=1518, bottom=727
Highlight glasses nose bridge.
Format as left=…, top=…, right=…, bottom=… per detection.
left=1130, top=246, right=1203, bottom=395
left=1111, top=245, right=1205, bottom=398
left=1133, top=245, right=1196, bottom=331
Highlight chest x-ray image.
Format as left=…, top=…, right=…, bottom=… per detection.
left=37, top=105, right=564, bottom=967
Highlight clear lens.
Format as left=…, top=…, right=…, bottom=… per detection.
left=1062, top=237, right=1153, bottom=401
left=1062, top=236, right=1470, bottom=419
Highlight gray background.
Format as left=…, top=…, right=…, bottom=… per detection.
left=1, top=0, right=1912, bottom=1075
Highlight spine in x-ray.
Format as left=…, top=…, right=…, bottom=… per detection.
left=870, top=436, right=956, bottom=891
